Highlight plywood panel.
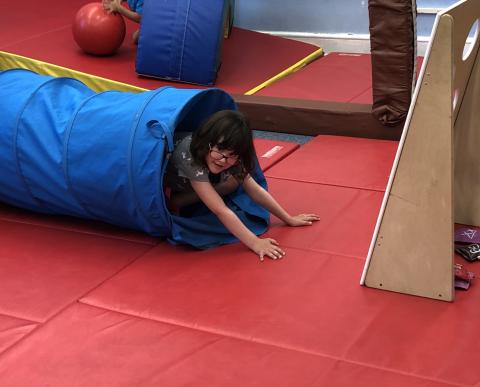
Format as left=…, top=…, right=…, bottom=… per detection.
left=362, top=14, right=455, bottom=301
left=454, top=42, right=480, bottom=226
left=362, top=0, right=480, bottom=301
left=448, top=1, right=480, bottom=120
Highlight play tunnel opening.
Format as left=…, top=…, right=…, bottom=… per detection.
left=0, top=69, right=269, bottom=248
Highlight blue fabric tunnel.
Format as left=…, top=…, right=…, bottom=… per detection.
left=0, top=69, right=269, bottom=248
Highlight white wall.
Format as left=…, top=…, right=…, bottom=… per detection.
left=233, top=0, right=461, bottom=55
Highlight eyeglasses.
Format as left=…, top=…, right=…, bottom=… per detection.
left=209, top=145, right=239, bottom=165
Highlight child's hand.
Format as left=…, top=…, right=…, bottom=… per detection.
left=252, top=237, right=285, bottom=262
left=103, top=0, right=114, bottom=13
left=286, top=213, right=320, bottom=227
left=103, top=0, right=121, bottom=13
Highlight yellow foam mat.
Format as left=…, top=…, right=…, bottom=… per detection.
left=0, top=51, right=146, bottom=93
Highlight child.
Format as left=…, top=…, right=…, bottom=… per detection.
left=165, top=110, right=320, bottom=261
left=103, top=0, right=143, bottom=44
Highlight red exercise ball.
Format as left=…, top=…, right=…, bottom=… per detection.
left=72, top=2, right=126, bottom=56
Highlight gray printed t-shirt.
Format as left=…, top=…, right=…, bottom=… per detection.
left=165, top=134, right=243, bottom=194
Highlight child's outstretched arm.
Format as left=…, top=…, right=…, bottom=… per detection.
left=242, top=175, right=320, bottom=226
left=191, top=180, right=285, bottom=261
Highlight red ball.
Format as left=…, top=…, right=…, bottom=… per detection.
left=72, top=2, right=126, bottom=56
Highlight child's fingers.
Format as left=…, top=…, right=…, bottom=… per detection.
left=296, top=214, right=320, bottom=225
left=256, top=239, right=284, bottom=261
left=299, top=213, right=320, bottom=220
left=269, top=245, right=285, bottom=259
left=259, top=247, right=285, bottom=261
left=267, top=238, right=279, bottom=246
left=267, top=251, right=280, bottom=260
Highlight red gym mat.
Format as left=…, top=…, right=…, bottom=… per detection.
left=81, top=244, right=480, bottom=386
left=253, top=138, right=300, bottom=171
left=256, top=53, right=373, bottom=102
left=81, top=246, right=378, bottom=348
left=256, top=53, right=425, bottom=104
left=0, top=219, right=153, bottom=322
left=2, top=0, right=319, bottom=94
left=349, top=87, right=375, bottom=104
left=0, top=204, right=158, bottom=245
left=0, top=303, right=448, bottom=387
left=0, top=315, right=37, bottom=354
left=2, top=2, right=480, bottom=386
left=266, top=135, right=398, bottom=192
left=266, top=178, right=383, bottom=257
left=0, top=0, right=88, bottom=48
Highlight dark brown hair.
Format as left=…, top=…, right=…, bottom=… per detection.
left=190, top=110, right=256, bottom=177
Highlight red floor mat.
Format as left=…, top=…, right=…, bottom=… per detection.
left=0, top=303, right=451, bottom=387
left=266, top=178, right=383, bottom=257
left=256, top=53, right=425, bottom=104
left=0, top=219, right=153, bottom=322
left=0, top=204, right=158, bottom=245
left=3, top=2, right=319, bottom=94
left=81, top=246, right=384, bottom=353
left=346, top=269, right=480, bottom=384
left=2, top=3, right=476, bottom=385
left=81, top=244, right=480, bottom=386
left=349, top=88, right=373, bottom=104
left=254, top=138, right=300, bottom=171
left=266, top=135, right=398, bottom=192
left=0, top=314, right=37, bottom=354
left=0, top=0, right=89, bottom=48
left=256, top=53, right=372, bottom=102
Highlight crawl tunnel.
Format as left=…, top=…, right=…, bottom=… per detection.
left=0, top=69, right=269, bottom=248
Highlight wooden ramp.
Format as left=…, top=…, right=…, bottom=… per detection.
left=361, top=0, right=480, bottom=301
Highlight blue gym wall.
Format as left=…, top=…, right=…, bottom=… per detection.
left=234, top=0, right=460, bottom=37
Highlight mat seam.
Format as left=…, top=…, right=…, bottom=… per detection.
left=0, top=216, right=159, bottom=246
left=264, top=175, right=387, bottom=193
left=1, top=25, right=71, bottom=50
left=76, top=301, right=468, bottom=387
left=276, top=244, right=365, bottom=261
left=0, top=245, right=156, bottom=360
left=347, top=85, right=372, bottom=103
left=0, top=311, right=38, bottom=324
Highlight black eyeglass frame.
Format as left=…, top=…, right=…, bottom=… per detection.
left=208, top=144, right=240, bottom=165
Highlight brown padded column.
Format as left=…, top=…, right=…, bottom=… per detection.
left=369, top=0, right=417, bottom=126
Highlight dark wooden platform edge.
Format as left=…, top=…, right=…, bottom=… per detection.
left=234, top=94, right=405, bottom=141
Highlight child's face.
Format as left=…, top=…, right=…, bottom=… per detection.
left=206, top=145, right=239, bottom=174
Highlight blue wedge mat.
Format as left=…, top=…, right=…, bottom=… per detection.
left=136, top=0, right=228, bottom=85
left=0, top=69, right=269, bottom=247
